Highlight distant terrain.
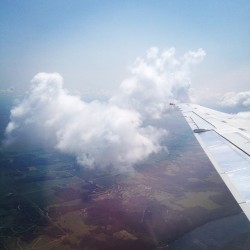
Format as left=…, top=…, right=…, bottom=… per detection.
left=0, top=97, right=248, bottom=250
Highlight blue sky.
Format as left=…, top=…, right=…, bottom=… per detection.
left=1, top=0, right=249, bottom=102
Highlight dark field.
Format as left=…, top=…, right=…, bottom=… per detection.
left=0, top=103, right=249, bottom=249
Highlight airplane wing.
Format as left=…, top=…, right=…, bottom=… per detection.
left=177, top=103, right=250, bottom=221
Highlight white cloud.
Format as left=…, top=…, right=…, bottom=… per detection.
left=5, top=72, right=166, bottom=171
left=4, top=47, right=206, bottom=171
left=219, top=91, right=250, bottom=108
left=111, top=47, right=206, bottom=118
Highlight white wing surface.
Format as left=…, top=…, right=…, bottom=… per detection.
left=177, top=103, right=250, bottom=221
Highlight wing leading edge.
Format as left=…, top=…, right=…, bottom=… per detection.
left=177, top=103, right=250, bottom=221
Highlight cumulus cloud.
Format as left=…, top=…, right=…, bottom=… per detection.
left=5, top=73, right=166, bottom=171
left=219, top=91, right=250, bottom=108
left=111, top=47, right=206, bottom=118
left=4, top=47, right=205, bottom=171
